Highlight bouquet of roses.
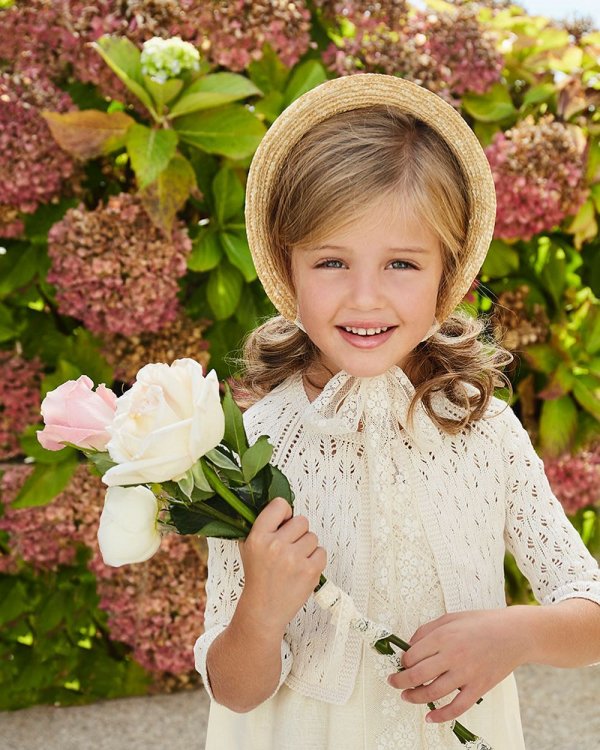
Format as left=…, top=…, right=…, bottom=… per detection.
left=37, top=357, right=489, bottom=749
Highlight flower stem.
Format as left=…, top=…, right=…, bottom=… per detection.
left=200, top=458, right=257, bottom=525
left=167, top=495, right=250, bottom=534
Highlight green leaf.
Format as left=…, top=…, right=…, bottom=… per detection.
left=462, top=84, right=517, bottom=122
left=37, top=591, right=68, bottom=633
left=235, top=284, right=258, bottom=326
left=566, top=199, right=598, bottom=250
left=0, top=245, right=44, bottom=298
left=541, top=243, right=567, bottom=307
left=174, top=104, right=267, bottom=160
left=253, top=90, right=285, bottom=124
left=220, top=231, right=257, bottom=282
left=222, top=381, right=249, bottom=458
left=0, top=303, right=16, bottom=343
left=198, top=520, right=246, bottom=538
left=572, top=378, right=600, bottom=421
left=22, top=198, right=78, bottom=242
left=40, top=328, right=113, bottom=395
left=207, top=261, right=244, bottom=319
left=126, top=124, right=178, bottom=190
left=11, top=456, right=79, bottom=509
left=480, top=240, right=520, bottom=278
left=521, top=83, right=555, bottom=108
left=86, top=451, right=117, bottom=477
left=521, top=344, right=561, bottom=374
left=0, top=580, right=29, bottom=627
left=92, top=36, right=155, bottom=114
left=581, top=32, right=600, bottom=46
left=241, top=435, right=273, bottom=483
left=247, top=44, right=290, bottom=95
left=169, top=72, right=263, bottom=118
left=530, top=27, right=570, bottom=53
left=42, top=109, right=134, bottom=160
left=268, top=464, right=294, bottom=504
left=204, top=447, right=243, bottom=475
left=143, top=75, right=183, bottom=113
left=176, top=467, right=194, bottom=499
left=139, top=153, right=197, bottom=234
left=539, top=395, right=577, bottom=457
left=472, top=120, right=502, bottom=148
left=71, top=328, right=114, bottom=384
left=213, top=167, right=245, bottom=226
left=283, top=60, right=328, bottom=106
left=188, top=228, right=223, bottom=272
left=168, top=498, right=246, bottom=537
left=583, top=305, right=600, bottom=355
left=191, top=461, right=212, bottom=492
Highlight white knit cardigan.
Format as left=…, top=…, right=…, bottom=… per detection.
left=194, top=366, right=600, bottom=706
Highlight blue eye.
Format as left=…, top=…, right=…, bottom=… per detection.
left=316, top=259, right=417, bottom=270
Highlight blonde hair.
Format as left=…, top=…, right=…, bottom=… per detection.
left=231, top=105, right=513, bottom=433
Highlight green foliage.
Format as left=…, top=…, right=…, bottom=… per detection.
left=10, top=455, right=79, bottom=509
left=174, top=104, right=266, bottom=159
left=168, top=72, right=263, bottom=118
left=126, top=124, right=178, bottom=189
left=0, top=549, right=151, bottom=710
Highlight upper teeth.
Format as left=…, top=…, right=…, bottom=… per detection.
left=343, top=326, right=390, bottom=336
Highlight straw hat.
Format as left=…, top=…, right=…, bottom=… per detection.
left=244, top=73, right=496, bottom=325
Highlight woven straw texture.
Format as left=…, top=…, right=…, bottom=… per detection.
left=244, top=73, right=497, bottom=324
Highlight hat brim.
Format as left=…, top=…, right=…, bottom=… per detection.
left=245, top=73, right=496, bottom=323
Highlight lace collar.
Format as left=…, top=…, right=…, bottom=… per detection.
left=294, top=365, right=446, bottom=452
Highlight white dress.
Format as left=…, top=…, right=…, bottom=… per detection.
left=196, top=366, right=600, bottom=749
left=203, top=445, right=527, bottom=750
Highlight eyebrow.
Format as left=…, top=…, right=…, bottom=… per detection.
left=305, top=245, right=431, bottom=257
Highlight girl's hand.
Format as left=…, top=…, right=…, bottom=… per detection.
left=387, top=606, right=533, bottom=723
left=237, top=497, right=327, bottom=637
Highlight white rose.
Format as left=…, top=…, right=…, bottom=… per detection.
left=98, top=485, right=161, bottom=566
left=102, top=358, right=224, bottom=487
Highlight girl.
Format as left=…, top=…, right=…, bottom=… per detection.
left=193, top=74, right=600, bottom=749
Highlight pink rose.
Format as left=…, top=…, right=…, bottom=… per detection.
left=37, top=375, right=117, bottom=451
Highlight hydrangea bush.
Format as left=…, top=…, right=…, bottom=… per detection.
left=1, top=0, right=599, bottom=707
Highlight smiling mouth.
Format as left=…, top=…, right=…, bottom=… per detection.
left=337, top=325, right=398, bottom=337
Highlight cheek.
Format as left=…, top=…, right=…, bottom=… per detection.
left=391, top=275, right=439, bottom=314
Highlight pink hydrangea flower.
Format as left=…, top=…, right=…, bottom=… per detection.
left=0, top=350, right=43, bottom=460
left=0, top=70, right=78, bottom=215
left=192, top=0, right=312, bottom=71
left=544, top=443, right=600, bottom=516
left=317, top=2, right=503, bottom=101
left=47, top=194, right=191, bottom=336
left=485, top=115, right=588, bottom=241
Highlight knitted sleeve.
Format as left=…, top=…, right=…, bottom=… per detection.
left=501, top=405, right=600, bottom=614
left=193, top=536, right=293, bottom=703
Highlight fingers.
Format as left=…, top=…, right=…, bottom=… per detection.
left=423, top=686, right=481, bottom=724
left=252, top=496, right=293, bottom=534
left=293, top=529, right=319, bottom=557
left=277, top=514, right=310, bottom=544
left=388, top=652, right=443, bottom=692
left=397, top=669, right=456, bottom=706
left=407, top=613, right=452, bottom=646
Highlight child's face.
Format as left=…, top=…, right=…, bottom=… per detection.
left=291, top=195, right=443, bottom=379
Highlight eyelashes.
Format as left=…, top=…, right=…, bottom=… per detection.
left=315, top=259, right=418, bottom=270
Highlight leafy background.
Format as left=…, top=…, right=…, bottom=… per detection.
left=1, top=0, right=599, bottom=709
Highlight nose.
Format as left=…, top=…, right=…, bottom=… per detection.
left=349, top=267, right=385, bottom=309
